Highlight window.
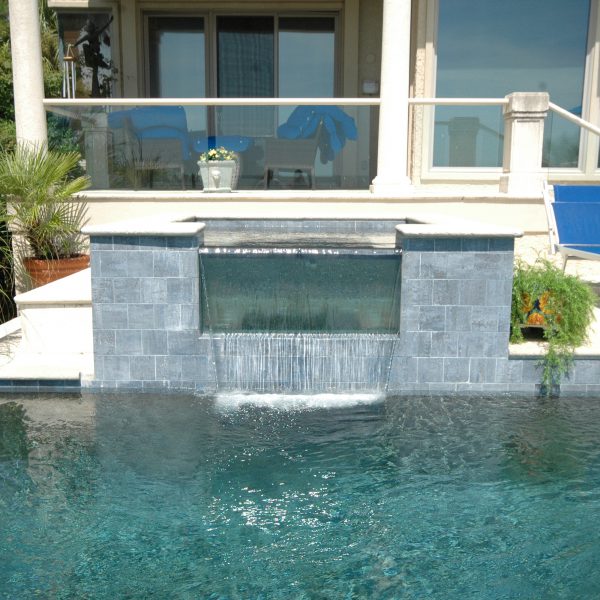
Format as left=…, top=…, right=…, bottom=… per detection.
left=433, top=0, right=590, bottom=169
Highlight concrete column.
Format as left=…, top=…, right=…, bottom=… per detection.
left=8, top=0, right=48, bottom=148
left=499, top=92, right=549, bottom=196
left=371, top=0, right=412, bottom=193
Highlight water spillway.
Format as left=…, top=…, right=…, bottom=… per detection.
left=86, top=215, right=522, bottom=395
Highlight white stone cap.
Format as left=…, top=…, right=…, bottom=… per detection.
left=15, top=268, right=91, bottom=306
left=83, top=213, right=206, bottom=237
left=396, top=213, right=523, bottom=238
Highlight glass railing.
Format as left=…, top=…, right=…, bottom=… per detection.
left=43, top=100, right=379, bottom=191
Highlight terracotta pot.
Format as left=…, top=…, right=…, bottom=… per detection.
left=23, top=254, right=90, bottom=288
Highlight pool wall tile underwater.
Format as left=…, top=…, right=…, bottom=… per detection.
left=82, top=221, right=600, bottom=395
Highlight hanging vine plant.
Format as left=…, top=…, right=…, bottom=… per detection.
left=510, top=258, right=597, bottom=392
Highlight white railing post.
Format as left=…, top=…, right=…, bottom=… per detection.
left=8, top=0, right=47, bottom=148
left=499, top=92, right=549, bottom=196
left=371, top=0, right=412, bottom=193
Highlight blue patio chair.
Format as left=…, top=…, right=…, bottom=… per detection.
left=544, top=183, right=600, bottom=268
left=553, top=184, right=600, bottom=203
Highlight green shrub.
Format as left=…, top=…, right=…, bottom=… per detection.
left=511, top=258, right=597, bottom=391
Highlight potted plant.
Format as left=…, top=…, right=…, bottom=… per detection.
left=510, top=257, right=597, bottom=391
left=197, top=146, right=238, bottom=192
left=0, top=145, right=90, bottom=288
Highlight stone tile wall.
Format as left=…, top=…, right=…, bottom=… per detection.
left=86, top=225, right=600, bottom=396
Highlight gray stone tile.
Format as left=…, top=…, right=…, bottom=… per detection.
left=462, top=238, right=490, bottom=251
left=434, top=238, right=462, bottom=252
left=431, top=332, right=459, bottom=356
left=484, top=280, right=512, bottom=306
left=402, top=279, right=433, bottom=306
left=445, top=254, right=474, bottom=279
left=419, top=306, right=446, bottom=332
left=495, top=358, right=523, bottom=384
left=90, top=236, right=113, bottom=249
left=112, top=236, right=140, bottom=251
left=403, top=239, right=435, bottom=252
left=130, top=356, right=156, bottom=380
left=433, top=279, right=460, bottom=306
left=445, top=306, right=472, bottom=332
left=96, top=304, right=128, bottom=329
left=420, top=253, right=448, bottom=278
left=91, top=278, right=114, bottom=304
left=387, top=356, right=418, bottom=385
left=138, top=236, right=167, bottom=249
left=167, top=278, right=198, bottom=304
left=489, top=238, right=514, bottom=251
left=469, top=358, right=496, bottom=383
left=127, top=251, right=154, bottom=277
left=400, top=254, right=420, bottom=278
left=444, top=358, right=470, bottom=382
left=113, top=278, right=141, bottom=304
left=571, top=360, right=600, bottom=384
left=142, top=330, right=168, bottom=355
left=103, top=356, right=130, bottom=381
left=181, top=355, right=212, bottom=377
left=156, top=355, right=183, bottom=380
left=94, top=330, right=116, bottom=356
left=115, top=330, right=143, bottom=355
left=470, top=306, right=500, bottom=332
left=168, top=331, right=201, bottom=355
left=140, top=278, right=168, bottom=304
left=100, top=251, right=128, bottom=277
left=128, top=304, right=156, bottom=330
left=153, top=252, right=181, bottom=277
left=520, top=359, right=543, bottom=384
left=167, top=236, right=199, bottom=249
left=399, top=305, right=420, bottom=332
left=458, top=280, right=487, bottom=306
left=417, top=357, right=444, bottom=383
left=179, top=252, right=200, bottom=276
left=180, top=304, right=199, bottom=329
left=457, top=332, right=508, bottom=358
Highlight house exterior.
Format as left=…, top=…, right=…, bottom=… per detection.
left=7, top=0, right=600, bottom=234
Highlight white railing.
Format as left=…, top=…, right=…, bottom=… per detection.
left=549, top=102, right=600, bottom=138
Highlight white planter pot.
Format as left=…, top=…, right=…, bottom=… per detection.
left=198, top=160, right=237, bottom=192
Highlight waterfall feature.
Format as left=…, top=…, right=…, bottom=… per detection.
left=214, top=333, right=397, bottom=393
left=200, top=242, right=401, bottom=393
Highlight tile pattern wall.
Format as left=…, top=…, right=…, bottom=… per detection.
left=86, top=227, right=600, bottom=396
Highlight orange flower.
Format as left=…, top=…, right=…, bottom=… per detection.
left=527, top=312, right=546, bottom=326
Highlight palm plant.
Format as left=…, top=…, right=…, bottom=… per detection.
left=0, top=145, right=90, bottom=259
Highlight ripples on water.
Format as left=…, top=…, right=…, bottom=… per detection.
left=1, top=393, right=600, bottom=599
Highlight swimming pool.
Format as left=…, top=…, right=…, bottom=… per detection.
left=1, top=393, right=599, bottom=598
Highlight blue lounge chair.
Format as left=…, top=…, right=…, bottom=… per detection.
left=544, top=183, right=600, bottom=268
left=553, top=184, right=600, bottom=203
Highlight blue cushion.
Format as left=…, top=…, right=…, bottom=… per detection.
left=553, top=202, right=600, bottom=245
left=553, top=185, right=600, bottom=203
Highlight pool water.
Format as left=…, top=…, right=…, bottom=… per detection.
left=1, top=393, right=600, bottom=599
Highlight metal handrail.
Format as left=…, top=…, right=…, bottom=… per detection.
left=549, top=102, right=600, bottom=138
left=43, top=97, right=380, bottom=107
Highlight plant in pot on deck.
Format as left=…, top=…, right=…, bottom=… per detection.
left=0, top=145, right=90, bottom=288
left=197, top=146, right=238, bottom=192
left=510, top=257, right=597, bottom=392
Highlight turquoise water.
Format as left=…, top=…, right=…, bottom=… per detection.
left=1, top=393, right=600, bottom=598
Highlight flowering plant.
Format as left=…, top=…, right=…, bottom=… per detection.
left=198, top=147, right=237, bottom=162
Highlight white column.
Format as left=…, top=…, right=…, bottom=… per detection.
left=499, top=92, right=549, bottom=196
left=8, top=0, right=48, bottom=148
left=371, top=0, right=412, bottom=194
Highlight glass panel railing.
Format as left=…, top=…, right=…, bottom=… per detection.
left=432, top=105, right=504, bottom=168
left=44, top=102, right=378, bottom=191
left=543, top=110, right=582, bottom=168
